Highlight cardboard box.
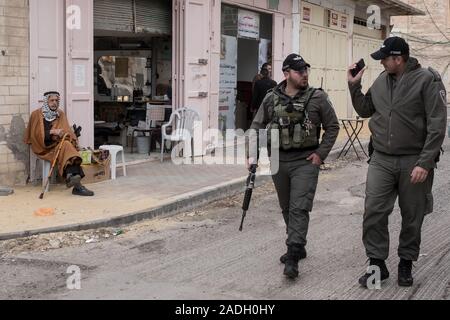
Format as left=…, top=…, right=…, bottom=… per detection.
left=81, top=157, right=111, bottom=184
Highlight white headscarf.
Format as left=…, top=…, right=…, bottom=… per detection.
left=41, top=92, right=60, bottom=122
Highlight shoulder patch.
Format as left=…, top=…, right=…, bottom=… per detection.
left=428, top=67, right=442, bottom=82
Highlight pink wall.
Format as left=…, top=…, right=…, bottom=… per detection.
left=30, top=0, right=94, bottom=148
left=30, top=0, right=66, bottom=112
left=65, top=0, right=94, bottom=148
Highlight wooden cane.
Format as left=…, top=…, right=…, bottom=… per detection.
left=39, top=133, right=69, bottom=199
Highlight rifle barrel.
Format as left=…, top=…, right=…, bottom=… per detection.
left=239, top=210, right=247, bottom=232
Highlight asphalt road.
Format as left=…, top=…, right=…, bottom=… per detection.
left=1, top=138, right=449, bottom=300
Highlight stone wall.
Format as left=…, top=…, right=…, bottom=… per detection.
left=0, top=0, right=29, bottom=186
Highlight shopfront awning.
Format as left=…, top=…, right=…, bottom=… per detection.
left=356, top=0, right=425, bottom=16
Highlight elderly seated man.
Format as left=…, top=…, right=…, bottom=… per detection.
left=24, top=91, right=94, bottom=196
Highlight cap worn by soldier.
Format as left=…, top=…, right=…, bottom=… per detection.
left=282, top=53, right=311, bottom=72
left=370, top=36, right=409, bottom=60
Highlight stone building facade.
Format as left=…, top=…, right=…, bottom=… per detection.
left=0, top=0, right=29, bottom=186
left=392, top=0, right=450, bottom=101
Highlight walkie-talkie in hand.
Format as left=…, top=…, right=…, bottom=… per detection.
left=351, top=58, right=366, bottom=77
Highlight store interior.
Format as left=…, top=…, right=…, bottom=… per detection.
left=93, top=0, right=172, bottom=160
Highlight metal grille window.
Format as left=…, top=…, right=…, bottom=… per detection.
left=94, top=0, right=171, bottom=35
left=354, top=17, right=368, bottom=27
left=94, top=0, right=134, bottom=32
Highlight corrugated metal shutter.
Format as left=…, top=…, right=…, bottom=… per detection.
left=94, top=0, right=134, bottom=32
left=135, top=0, right=171, bottom=35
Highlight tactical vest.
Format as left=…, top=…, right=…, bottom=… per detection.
left=266, top=87, right=319, bottom=151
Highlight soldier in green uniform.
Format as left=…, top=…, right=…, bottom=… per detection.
left=248, top=54, right=340, bottom=279
left=348, top=37, right=447, bottom=288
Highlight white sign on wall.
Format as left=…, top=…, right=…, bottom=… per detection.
left=219, top=35, right=238, bottom=130
left=238, top=9, right=260, bottom=39
left=74, top=64, right=86, bottom=88
left=219, top=88, right=236, bottom=131
left=220, top=35, right=237, bottom=89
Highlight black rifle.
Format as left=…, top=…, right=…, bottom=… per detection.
left=239, top=164, right=257, bottom=231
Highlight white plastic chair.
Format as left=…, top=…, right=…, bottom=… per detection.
left=160, top=108, right=200, bottom=162
left=99, top=145, right=127, bottom=180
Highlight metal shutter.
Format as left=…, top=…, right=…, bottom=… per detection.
left=135, top=0, right=171, bottom=35
left=94, top=0, right=134, bottom=32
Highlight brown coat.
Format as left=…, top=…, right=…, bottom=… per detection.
left=24, top=109, right=81, bottom=177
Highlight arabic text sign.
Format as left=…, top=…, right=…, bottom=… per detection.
left=238, top=9, right=260, bottom=39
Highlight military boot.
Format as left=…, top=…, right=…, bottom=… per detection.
left=283, top=245, right=304, bottom=279
left=398, top=259, right=413, bottom=287
left=280, top=246, right=307, bottom=264
left=358, top=258, right=390, bottom=288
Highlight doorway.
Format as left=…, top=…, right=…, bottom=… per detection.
left=219, top=4, right=273, bottom=133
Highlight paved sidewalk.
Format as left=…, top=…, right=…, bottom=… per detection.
left=0, top=124, right=370, bottom=240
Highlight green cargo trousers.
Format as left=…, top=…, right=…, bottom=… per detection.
left=364, top=151, right=434, bottom=261
left=272, top=159, right=320, bottom=247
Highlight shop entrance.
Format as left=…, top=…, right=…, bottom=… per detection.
left=219, top=5, right=273, bottom=133
left=93, top=0, right=173, bottom=160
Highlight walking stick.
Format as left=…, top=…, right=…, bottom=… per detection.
left=39, top=133, right=69, bottom=199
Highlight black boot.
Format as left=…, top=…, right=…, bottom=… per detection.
left=358, top=258, right=390, bottom=288
left=72, top=185, right=94, bottom=197
left=398, top=259, right=413, bottom=287
left=66, top=174, right=81, bottom=188
left=283, top=245, right=304, bottom=279
left=280, top=246, right=307, bottom=264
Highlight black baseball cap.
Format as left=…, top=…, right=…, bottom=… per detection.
left=370, top=36, right=410, bottom=60
left=282, top=53, right=311, bottom=71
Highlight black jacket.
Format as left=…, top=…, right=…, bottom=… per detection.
left=252, top=77, right=277, bottom=113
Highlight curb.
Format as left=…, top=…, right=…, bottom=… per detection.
left=0, top=174, right=272, bottom=241
left=0, top=141, right=369, bottom=241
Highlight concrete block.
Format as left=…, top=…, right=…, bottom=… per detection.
left=0, top=114, right=12, bottom=125
left=5, top=95, right=27, bottom=104
left=0, top=76, right=17, bottom=85
left=6, top=152, right=16, bottom=163
left=0, top=163, right=9, bottom=174
left=9, top=85, right=27, bottom=96
left=0, top=144, right=10, bottom=155
left=0, top=85, right=9, bottom=95
left=0, top=105, right=19, bottom=115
